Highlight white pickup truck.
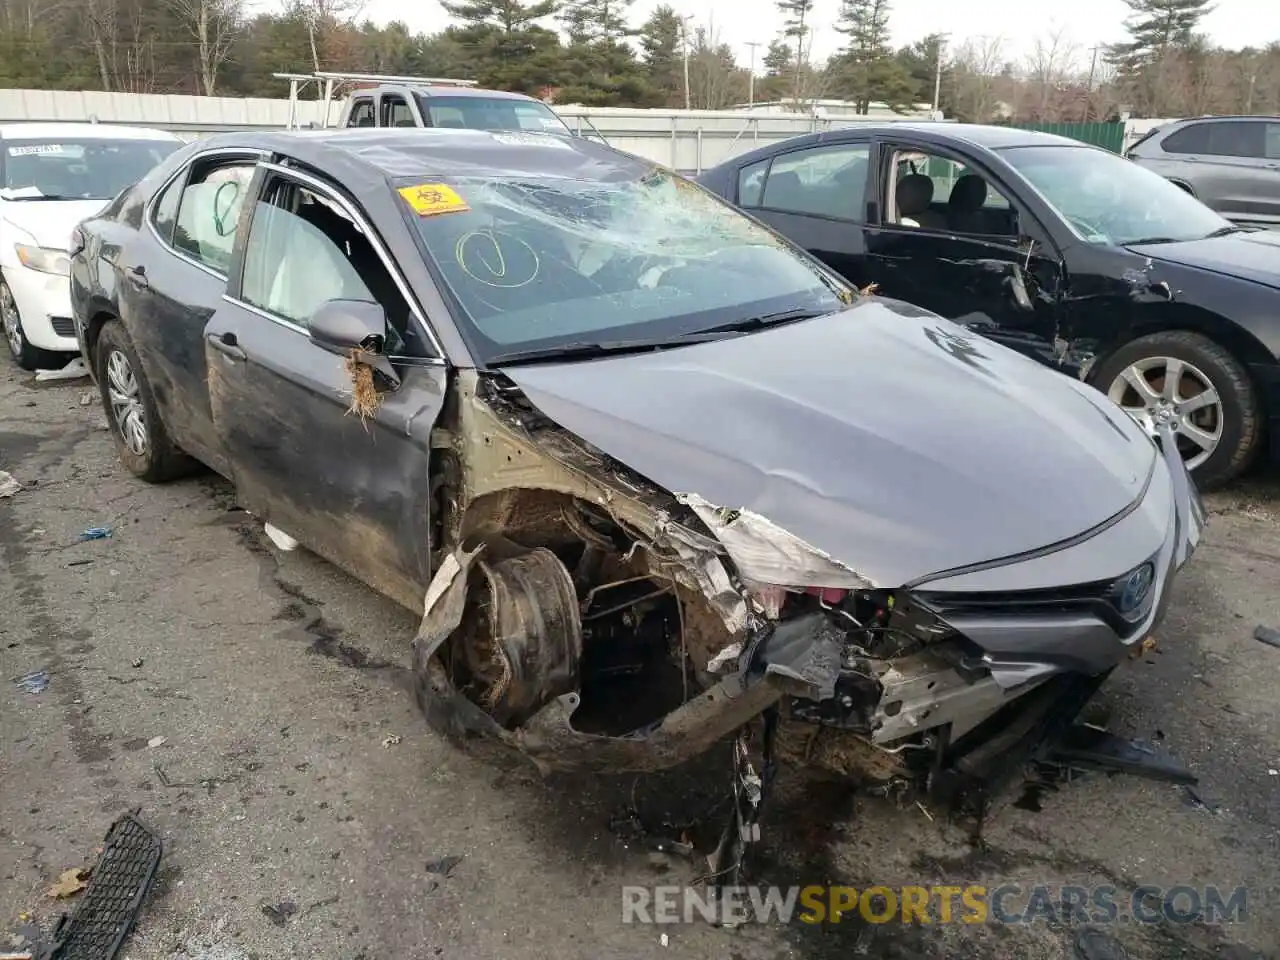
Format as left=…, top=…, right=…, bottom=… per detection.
left=277, top=71, right=575, bottom=137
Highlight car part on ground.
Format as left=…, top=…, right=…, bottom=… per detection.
left=696, top=122, right=1280, bottom=489
left=68, top=127, right=1207, bottom=874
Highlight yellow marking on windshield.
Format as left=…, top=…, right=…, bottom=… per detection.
left=398, top=183, right=470, bottom=217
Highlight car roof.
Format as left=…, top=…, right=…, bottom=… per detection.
left=354, top=85, right=544, bottom=102
left=715, top=122, right=1094, bottom=171
left=1161, top=114, right=1280, bottom=124
left=0, top=122, right=181, bottom=141
left=197, top=127, right=650, bottom=182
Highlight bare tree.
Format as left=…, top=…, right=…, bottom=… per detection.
left=82, top=0, right=119, bottom=90
left=164, top=0, right=243, bottom=95
left=949, top=34, right=1004, bottom=121
left=1025, top=23, right=1081, bottom=120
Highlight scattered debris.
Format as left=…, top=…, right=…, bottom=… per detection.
left=34, top=357, right=89, bottom=382
left=263, top=523, right=298, bottom=552
left=131, top=658, right=144, bottom=669
left=14, top=670, right=50, bottom=695
left=67, top=559, right=93, bottom=568
left=153, top=764, right=194, bottom=788
left=1253, top=625, right=1280, bottom=650
left=147, top=736, right=166, bottom=749
left=1269, top=769, right=1278, bottom=777
left=1072, top=927, right=1129, bottom=960
left=381, top=734, right=401, bottom=748
left=342, top=348, right=384, bottom=422
left=659, top=933, right=669, bottom=947
left=78, top=392, right=94, bottom=406
left=47, top=868, right=89, bottom=900
left=78, top=527, right=113, bottom=542
left=1181, top=784, right=1221, bottom=813
left=0, top=471, right=20, bottom=498
left=43, top=812, right=162, bottom=960
left=859, top=282, right=880, bottom=296
left=424, top=855, right=463, bottom=877
left=260, top=902, right=298, bottom=927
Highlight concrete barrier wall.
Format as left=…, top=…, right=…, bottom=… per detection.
left=0, top=88, right=936, bottom=173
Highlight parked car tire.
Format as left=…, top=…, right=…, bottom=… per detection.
left=2, top=278, right=64, bottom=372
left=96, top=320, right=194, bottom=483
left=1091, top=330, right=1261, bottom=489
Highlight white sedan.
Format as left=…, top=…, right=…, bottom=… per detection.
left=1, top=123, right=181, bottom=369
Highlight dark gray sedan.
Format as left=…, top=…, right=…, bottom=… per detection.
left=69, top=129, right=1204, bottom=845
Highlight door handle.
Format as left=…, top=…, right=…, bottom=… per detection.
left=126, top=264, right=148, bottom=289
left=207, top=331, right=246, bottom=361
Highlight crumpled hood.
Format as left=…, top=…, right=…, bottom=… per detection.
left=1127, top=229, right=1280, bottom=290
left=500, top=298, right=1158, bottom=587
left=0, top=199, right=105, bottom=250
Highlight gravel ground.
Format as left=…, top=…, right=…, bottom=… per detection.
left=2, top=357, right=1277, bottom=960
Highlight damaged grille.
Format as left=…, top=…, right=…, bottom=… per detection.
left=914, top=556, right=1161, bottom=639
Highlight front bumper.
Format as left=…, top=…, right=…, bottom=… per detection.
left=3, top=261, right=76, bottom=351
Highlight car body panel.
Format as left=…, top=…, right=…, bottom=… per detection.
left=501, top=298, right=1157, bottom=588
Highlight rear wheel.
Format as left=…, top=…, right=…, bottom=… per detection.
left=2, top=278, right=64, bottom=371
left=1091, top=330, right=1261, bottom=489
left=96, top=320, right=194, bottom=482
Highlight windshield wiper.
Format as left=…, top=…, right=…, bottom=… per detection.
left=5, top=193, right=86, bottom=201
left=1203, top=224, right=1247, bottom=239
left=1124, top=235, right=1183, bottom=245
left=488, top=331, right=741, bottom=367
left=698, top=307, right=833, bottom=336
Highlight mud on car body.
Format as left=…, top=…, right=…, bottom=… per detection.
left=70, top=128, right=1205, bottom=865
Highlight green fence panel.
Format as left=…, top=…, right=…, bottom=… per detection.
left=1006, top=122, right=1126, bottom=153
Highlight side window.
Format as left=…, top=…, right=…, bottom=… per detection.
left=170, top=161, right=256, bottom=274
left=347, top=98, right=375, bottom=128
left=886, top=148, right=1018, bottom=238
left=239, top=177, right=432, bottom=358
left=759, top=143, right=869, bottom=220
left=1167, top=121, right=1264, bottom=159
left=381, top=95, right=415, bottom=128
left=1162, top=123, right=1210, bottom=155
left=737, top=159, right=769, bottom=207
left=1267, top=123, right=1280, bottom=161
left=150, top=173, right=182, bottom=245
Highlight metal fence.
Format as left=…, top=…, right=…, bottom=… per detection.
left=1005, top=121, right=1127, bottom=153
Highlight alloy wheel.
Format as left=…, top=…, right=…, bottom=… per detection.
left=106, top=349, right=149, bottom=457
left=1, top=285, right=21, bottom=359
left=1106, top=355, right=1223, bottom=471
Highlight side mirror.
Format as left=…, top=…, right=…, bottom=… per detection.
left=309, top=299, right=388, bottom=357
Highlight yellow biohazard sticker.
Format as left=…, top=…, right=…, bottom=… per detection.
left=398, top=183, right=470, bottom=217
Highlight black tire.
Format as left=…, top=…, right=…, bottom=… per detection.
left=1090, top=330, right=1261, bottom=489
left=95, top=320, right=195, bottom=483
left=2, top=278, right=67, bottom=371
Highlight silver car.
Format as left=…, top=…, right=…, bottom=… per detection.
left=1127, top=116, right=1280, bottom=227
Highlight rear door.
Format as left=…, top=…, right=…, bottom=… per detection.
left=862, top=138, right=1066, bottom=366
left=205, top=162, right=447, bottom=610
left=1160, top=119, right=1280, bottom=224
left=117, top=148, right=262, bottom=472
left=730, top=139, right=878, bottom=289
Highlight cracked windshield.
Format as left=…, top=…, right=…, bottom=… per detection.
left=397, top=169, right=849, bottom=361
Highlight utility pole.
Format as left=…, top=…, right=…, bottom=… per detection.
left=745, top=40, right=762, bottom=106
left=1084, top=44, right=1101, bottom=121
left=681, top=15, right=693, bottom=111
left=931, top=34, right=948, bottom=117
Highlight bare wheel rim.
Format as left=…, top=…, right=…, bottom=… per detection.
left=1106, top=355, right=1224, bottom=471
left=1, top=285, right=21, bottom=358
left=105, top=348, right=149, bottom=457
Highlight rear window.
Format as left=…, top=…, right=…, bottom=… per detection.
left=1, top=137, right=179, bottom=200
left=419, top=95, right=570, bottom=135
left=1163, top=120, right=1265, bottom=159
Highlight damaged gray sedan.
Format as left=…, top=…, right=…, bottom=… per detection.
left=70, top=129, right=1205, bottom=862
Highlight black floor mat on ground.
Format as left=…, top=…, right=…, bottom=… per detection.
left=43, top=811, right=162, bottom=960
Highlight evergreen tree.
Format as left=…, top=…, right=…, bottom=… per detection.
left=833, top=0, right=915, bottom=112
left=560, top=0, right=633, bottom=44
left=440, top=0, right=558, bottom=34
left=775, top=0, right=813, bottom=103
left=639, top=5, right=683, bottom=106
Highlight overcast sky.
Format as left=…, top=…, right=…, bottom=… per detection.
left=358, top=0, right=1279, bottom=71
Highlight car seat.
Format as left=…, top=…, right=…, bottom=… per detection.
left=895, top=173, right=945, bottom=229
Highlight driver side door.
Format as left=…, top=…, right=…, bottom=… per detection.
left=864, top=141, right=1067, bottom=367
left=207, top=163, right=448, bottom=611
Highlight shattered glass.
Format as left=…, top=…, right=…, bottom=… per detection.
left=398, top=169, right=851, bottom=358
